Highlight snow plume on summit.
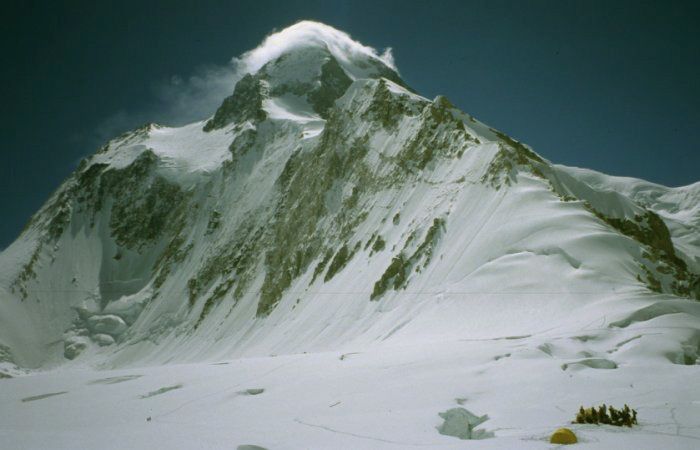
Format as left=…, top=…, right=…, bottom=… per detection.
left=233, top=20, right=397, bottom=78
left=93, top=21, right=396, bottom=138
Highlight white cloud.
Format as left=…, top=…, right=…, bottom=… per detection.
left=152, top=63, right=240, bottom=125
left=380, top=47, right=395, bottom=70
left=86, top=63, right=240, bottom=151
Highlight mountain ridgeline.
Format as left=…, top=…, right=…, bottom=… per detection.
left=1, top=23, right=698, bottom=369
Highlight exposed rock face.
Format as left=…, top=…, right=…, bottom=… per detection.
left=307, top=56, right=353, bottom=118
left=204, top=74, right=268, bottom=131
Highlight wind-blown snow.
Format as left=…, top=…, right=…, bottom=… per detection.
left=234, top=20, right=397, bottom=79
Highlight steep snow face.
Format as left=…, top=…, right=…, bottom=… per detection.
left=0, top=21, right=698, bottom=375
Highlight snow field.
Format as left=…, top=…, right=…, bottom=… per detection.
left=2, top=331, right=699, bottom=449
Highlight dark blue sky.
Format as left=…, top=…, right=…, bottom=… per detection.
left=2, top=0, right=699, bottom=249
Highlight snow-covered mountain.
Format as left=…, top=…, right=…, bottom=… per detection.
left=1, top=21, right=699, bottom=449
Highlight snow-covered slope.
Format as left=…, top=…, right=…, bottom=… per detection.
left=1, top=20, right=699, bottom=448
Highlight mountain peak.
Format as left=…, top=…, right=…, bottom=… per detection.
left=205, top=21, right=410, bottom=129
left=234, top=21, right=398, bottom=81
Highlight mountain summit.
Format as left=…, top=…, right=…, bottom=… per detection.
left=231, top=21, right=399, bottom=80
left=205, top=21, right=407, bottom=129
left=1, top=19, right=699, bottom=371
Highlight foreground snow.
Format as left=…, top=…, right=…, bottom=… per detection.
left=2, top=332, right=699, bottom=449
